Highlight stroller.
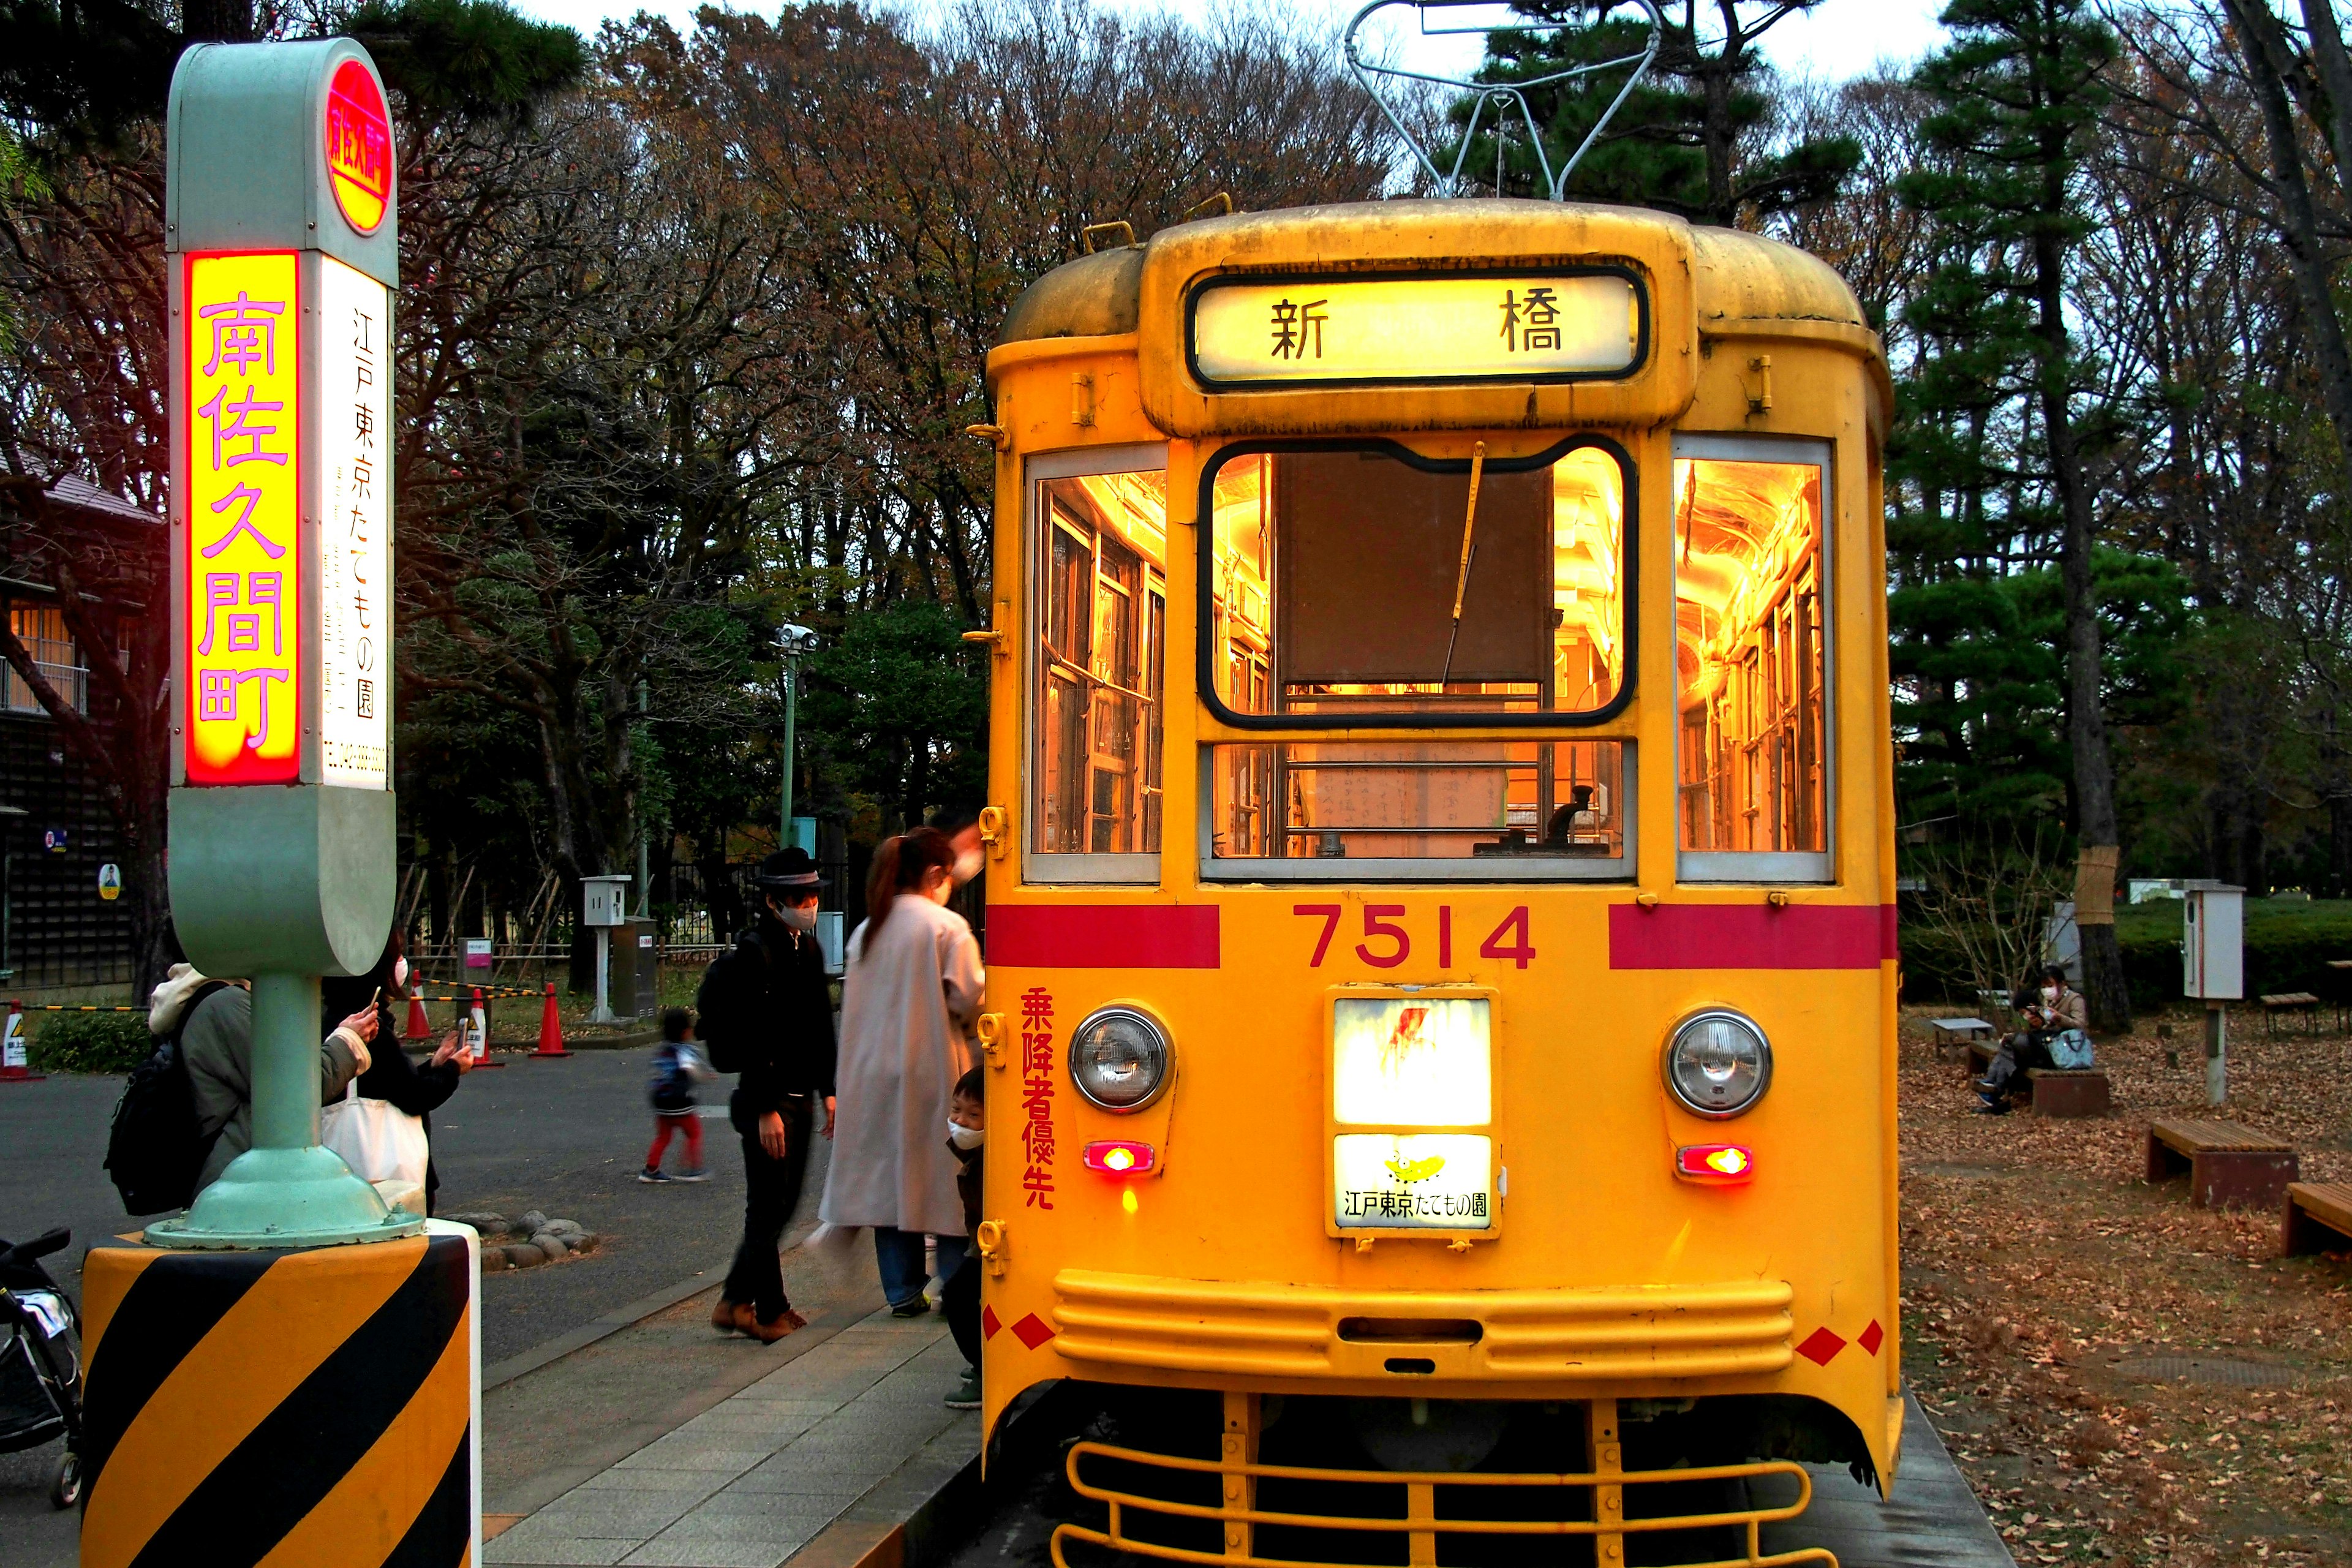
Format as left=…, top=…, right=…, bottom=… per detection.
left=0, top=1229, right=83, bottom=1508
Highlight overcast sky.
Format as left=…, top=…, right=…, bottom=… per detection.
left=508, top=0, right=1951, bottom=83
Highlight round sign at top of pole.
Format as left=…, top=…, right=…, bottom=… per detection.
left=323, top=58, right=391, bottom=235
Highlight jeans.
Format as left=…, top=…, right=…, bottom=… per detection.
left=874, top=1226, right=965, bottom=1308
left=723, top=1093, right=813, bottom=1321
left=1984, top=1031, right=2052, bottom=1095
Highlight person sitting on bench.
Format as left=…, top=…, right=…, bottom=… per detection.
left=1975, top=965, right=2086, bottom=1114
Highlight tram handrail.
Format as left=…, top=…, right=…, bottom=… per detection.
left=1055, top=1438, right=1837, bottom=1568
left=1343, top=1, right=1665, bottom=202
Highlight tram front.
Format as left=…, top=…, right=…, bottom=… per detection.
left=968, top=198, right=1898, bottom=1568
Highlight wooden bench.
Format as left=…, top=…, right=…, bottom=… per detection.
left=2284, top=1183, right=2352, bottom=1256
left=1959, top=1038, right=1997, bottom=1082
left=2261, top=992, right=2321, bottom=1035
left=2146, top=1118, right=2300, bottom=1209
left=2025, top=1068, right=2110, bottom=1118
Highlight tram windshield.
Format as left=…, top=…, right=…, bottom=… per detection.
left=1203, top=442, right=1628, bottom=870
left=1208, top=445, right=1624, bottom=718
left=1673, top=452, right=1828, bottom=868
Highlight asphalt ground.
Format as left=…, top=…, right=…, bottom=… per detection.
left=0, top=1042, right=843, bottom=1568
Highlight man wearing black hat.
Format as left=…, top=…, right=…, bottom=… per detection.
left=701, top=845, right=836, bottom=1341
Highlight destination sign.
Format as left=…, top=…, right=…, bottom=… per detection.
left=1189, top=271, right=1643, bottom=388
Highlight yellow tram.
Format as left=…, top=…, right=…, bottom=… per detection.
left=965, top=199, right=1897, bottom=1568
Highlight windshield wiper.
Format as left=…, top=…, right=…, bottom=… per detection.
left=1439, top=441, right=1487, bottom=687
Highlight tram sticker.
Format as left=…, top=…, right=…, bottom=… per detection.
left=1188, top=271, right=1643, bottom=388
left=1331, top=997, right=1490, bottom=1127
left=1333, top=1134, right=1493, bottom=1230
left=1019, top=986, right=1056, bottom=1208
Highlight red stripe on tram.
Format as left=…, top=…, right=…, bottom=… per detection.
left=1608, top=904, right=1897, bottom=970
left=988, top=905, right=1222, bottom=969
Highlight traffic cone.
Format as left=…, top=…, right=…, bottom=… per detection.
left=402, top=990, right=432, bottom=1042
left=0, top=1000, right=42, bottom=1084
left=529, top=982, right=571, bottom=1058
left=468, top=986, right=503, bottom=1069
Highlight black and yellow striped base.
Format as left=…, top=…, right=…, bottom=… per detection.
left=79, top=1226, right=478, bottom=1567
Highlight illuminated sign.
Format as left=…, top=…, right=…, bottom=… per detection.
left=1333, top=1134, right=1494, bottom=1230
left=1330, top=995, right=1494, bottom=1232
left=184, top=251, right=301, bottom=785
left=1189, top=271, right=1643, bottom=388
left=323, top=59, right=391, bottom=235
left=318, top=254, right=391, bottom=788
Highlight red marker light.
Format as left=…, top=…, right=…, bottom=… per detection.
left=1082, top=1139, right=1157, bottom=1177
left=1675, top=1144, right=1755, bottom=1182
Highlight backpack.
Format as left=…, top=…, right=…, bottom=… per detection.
left=2048, top=1028, right=2095, bottom=1071
left=693, top=943, right=764, bottom=1075
left=649, top=1042, right=696, bottom=1112
left=103, top=981, right=229, bottom=1216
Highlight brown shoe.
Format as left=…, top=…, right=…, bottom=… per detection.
left=712, top=1297, right=744, bottom=1335
left=737, top=1305, right=807, bottom=1344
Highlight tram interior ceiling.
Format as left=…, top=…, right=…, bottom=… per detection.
left=1672, top=457, right=1828, bottom=861
left=1204, top=447, right=1626, bottom=863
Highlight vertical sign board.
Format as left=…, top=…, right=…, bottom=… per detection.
left=317, top=253, right=391, bottom=788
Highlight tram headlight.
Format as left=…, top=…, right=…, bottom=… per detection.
left=1662, top=1009, right=1772, bottom=1119
left=1068, top=1006, right=1172, bottom=1112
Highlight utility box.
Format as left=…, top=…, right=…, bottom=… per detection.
left=582, top=874, right=631, bottom=929
left=620, top=918, right=659, bottom=1017
left=2184, top=882, right=2244, bottom=1000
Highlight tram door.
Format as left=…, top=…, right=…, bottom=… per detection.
left=1038, top=474, right=1167, bottom=856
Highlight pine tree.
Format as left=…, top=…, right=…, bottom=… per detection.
left=1456, top=1, right=1859, bottom=225
left=1897, top=0, right=2133, bottom=1031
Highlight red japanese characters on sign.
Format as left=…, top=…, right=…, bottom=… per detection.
left=183, top=251, right=300, bottom=785
left=1019, top=986, right=1056, bottom=1208
left=323, top=59, right=391, bottom=235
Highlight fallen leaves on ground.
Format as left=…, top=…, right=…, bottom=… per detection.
left=1900, top=1008, right=2352, bottom=1566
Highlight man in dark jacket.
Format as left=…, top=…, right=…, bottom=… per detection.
left=707, top=846, right=837, bottom=1342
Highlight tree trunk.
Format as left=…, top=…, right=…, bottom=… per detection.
left=2032, top=228, right=2133, bottom=1033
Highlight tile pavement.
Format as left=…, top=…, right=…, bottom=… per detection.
left=487, top=1308, right=979, bottom=1568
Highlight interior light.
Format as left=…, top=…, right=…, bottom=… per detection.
left=1676, top=1144, right=1757, bottom=1182
left=1084, top=1139, right=1156, bottom=1177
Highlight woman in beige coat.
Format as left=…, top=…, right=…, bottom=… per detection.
left=820, top=827, right=984, bottom=1313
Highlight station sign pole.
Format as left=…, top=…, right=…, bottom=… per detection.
left=77, top=43, right=481, bottom=1568
left=148, top=37, right=409, bottom=1247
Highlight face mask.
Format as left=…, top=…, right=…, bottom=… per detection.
left=393, top=957, right=409, bottom=989
left=946, top=1120, right=984, bottom=1151
left=954, top=848, right=983, bottom=888
left=779, top=905, right=817, bottom=934
left=2041, top=986, right=2059, bottom=1001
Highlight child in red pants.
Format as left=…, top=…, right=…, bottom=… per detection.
left=642, top=1007, right=712, bottom=1183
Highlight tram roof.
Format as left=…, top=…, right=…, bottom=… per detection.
left=997, top=198, right=1871, bottom=349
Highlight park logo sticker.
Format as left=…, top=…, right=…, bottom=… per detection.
left=322, top=59, right=391, bottom=235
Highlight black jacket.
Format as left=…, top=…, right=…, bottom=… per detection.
left=731, top=913, right=837, bottom=1114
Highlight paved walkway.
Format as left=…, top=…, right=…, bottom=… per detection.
left=1758, top=1394, right=2017, bottom=1567
left=486, top=1308, right=978, bottom=1568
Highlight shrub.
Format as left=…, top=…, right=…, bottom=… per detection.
left=28, top=1009, right=153, bottom=1073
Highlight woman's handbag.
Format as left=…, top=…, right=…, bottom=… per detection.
left=2048, top=1028, right=2095, bottom=1070
left=320, top=1080, right=430, bottom=1186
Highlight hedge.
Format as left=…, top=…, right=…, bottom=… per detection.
left=1899, top=898, right=2352, bottom=1011
left=28, top=1009, right=153, bottom=1074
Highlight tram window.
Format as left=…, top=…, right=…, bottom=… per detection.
left=1207, top=445, right=1624, bottom=720
left=1673, top=444, right=1831, bottom=880
left=1207, top=740, right=1627, bottom=875
left=1032, top=459, right=1168, bottom=878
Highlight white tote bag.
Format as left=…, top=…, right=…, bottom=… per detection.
left=320, top=1080, right=430, bottom=1186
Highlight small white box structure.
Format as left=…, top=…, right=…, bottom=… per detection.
left=581, top=875, right=631, bottom=928
left=2182, top=882, right=2244, bottom=1000
left=581, top=875, right=634, bottom=1022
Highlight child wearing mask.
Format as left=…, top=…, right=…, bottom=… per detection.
left=643, top=1007, right=713, bottom=1182
left=941, top=1066, right=986, bottom=1409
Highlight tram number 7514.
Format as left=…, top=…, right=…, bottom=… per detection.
left=1292, top=904, right=1536, bottom=971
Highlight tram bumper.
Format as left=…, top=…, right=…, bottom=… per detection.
left=1051, top=1269, right=1795, bottom=1382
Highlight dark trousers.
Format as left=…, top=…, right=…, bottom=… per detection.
left=1985, top=1031, right=2052, bottom=1095
left=943, top=1253, right=982, bottom=1369
left=724, top=1091, right=813, bottom=1320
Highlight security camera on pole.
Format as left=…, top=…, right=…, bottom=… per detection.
left=77, top=41, right=480, bottom=1568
